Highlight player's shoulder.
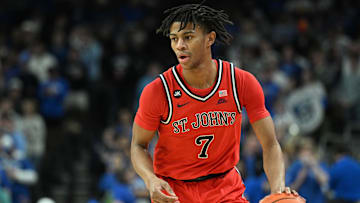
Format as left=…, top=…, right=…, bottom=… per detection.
left=144, top=77, right=161, bottom=89
left=139, top=77, right=167, bottom=106
left=235, top=67, right=255, bottom=79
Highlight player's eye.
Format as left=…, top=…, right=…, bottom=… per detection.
left=185, top=36, right=192, bottom=40
left=170, top=37, right=177, bottom=41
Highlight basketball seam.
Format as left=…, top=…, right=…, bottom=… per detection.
left=272, top=197, right=296, bottom=203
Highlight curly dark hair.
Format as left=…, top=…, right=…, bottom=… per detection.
left=156, top=2, right=233, bottom=45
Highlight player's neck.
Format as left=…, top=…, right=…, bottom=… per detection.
left=182, top=58, right=217, bottom=89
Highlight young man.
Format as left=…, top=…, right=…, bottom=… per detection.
left=131, top=3, right=297, bottom=203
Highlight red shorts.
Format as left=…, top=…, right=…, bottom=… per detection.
left=157, top=167, right=249, bottom=203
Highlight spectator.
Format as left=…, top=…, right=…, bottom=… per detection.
left=69, top=25, right=103, bottom=82
left=0, top=98, right=23, bottom=132
left=2, top=50, right=21, bottom=89
left=311, top=49, right=338, bottom=92
left=27, top=41, right=58, bottom=83
left=272, top=98, right=297, bottom=142
left=332, top=45, right=360, bottom=122
left=328, top=142, right=360, bottom=203
left=0, top=132, right=12, bottom=203
left=244, top=170, right=268, bottom=203
left=0, top=115, right=37, bottom=203
left=0, top=113, right=27, bottom=157
left=21, top=99, right=46, bottom=169
left=279, top=45, right=302, bottom=84
left=17, top=61, right=39, bottom=99
left=49, top=30, right=68, bottom=67
left=258, top=65, right=281, bottom=116
left=37, top=66, right=68, bottom=122
left=125, top=168, right=149, bottom=203
left=98, top=153, right=135, bottom=203
left=95, top=127, right=120, bottom=166
left=238, top=19, right=261, bottom=49
left=243, top=134, right=269, bottom=202
left=286, top=136, right=329, bottom=203
left=241, top=133, right=262, bottom=179
left=4, top=157, right=38, bottom=203
left=63, top=48, right=89, bottom=112
left=114, top=108, right=133, bottom=140
left=5, top=78, right=23, bottom=113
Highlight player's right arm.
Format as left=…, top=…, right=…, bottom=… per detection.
left=131, top=124, right=179, bottom=203
left=131, top=78, right=179, bottom=203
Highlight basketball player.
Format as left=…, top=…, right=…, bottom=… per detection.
left=131, top=3, right=297, bottom=203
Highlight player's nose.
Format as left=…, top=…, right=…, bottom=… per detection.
left=176, top=38, right=186, bottom=50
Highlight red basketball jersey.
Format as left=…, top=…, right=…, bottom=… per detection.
left=135, top=59, right=269, bottom=180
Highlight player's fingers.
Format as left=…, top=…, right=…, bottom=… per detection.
left=291, top=189, right=299, bottom=196
left=285, top=187, right=291, bottom=194
left=277, top=187, right=293, bottom=194
left=162, top=182, right=177, bottom=197
left=153, top=188, right=178, bottom=203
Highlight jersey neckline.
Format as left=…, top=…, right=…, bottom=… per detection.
left=171, top=59, right=223, bottom=102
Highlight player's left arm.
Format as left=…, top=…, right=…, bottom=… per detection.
left=251, top=116, right=285, bottom=194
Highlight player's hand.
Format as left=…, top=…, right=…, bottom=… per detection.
left=277, top=186, right=299, bottom=196
left=148, top=176, right=179, bottom=203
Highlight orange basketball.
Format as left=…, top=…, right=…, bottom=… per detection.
left=260, top=193, right=306, bottom=203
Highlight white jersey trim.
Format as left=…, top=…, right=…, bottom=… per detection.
left=171, top=59, right=223, bottom=102
left=159, top=73, right=173, bottom=124
left=230, top=63, right=242, bottom=113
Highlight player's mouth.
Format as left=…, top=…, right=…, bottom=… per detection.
left=178, top=54, right=190, bottom=63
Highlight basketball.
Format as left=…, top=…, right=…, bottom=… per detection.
left=260, top=193, right=306, bottom=203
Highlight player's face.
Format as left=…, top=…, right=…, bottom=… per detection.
left=169, top=22, right=214, bottom=69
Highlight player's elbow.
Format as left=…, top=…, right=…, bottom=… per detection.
left=261, top=138, right=281, bottom=153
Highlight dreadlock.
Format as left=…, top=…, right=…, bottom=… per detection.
left=156, top=2, right=233, bottom=45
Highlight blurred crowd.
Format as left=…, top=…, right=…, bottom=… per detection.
left=0, top=0, right=360, bottom=202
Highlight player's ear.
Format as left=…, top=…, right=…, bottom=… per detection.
left=206, top=31, right=216, bottom=47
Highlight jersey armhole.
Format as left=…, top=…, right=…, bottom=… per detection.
left=159, top=74, right=173, bottom=124
left=230, top=63, right=242, bottom=113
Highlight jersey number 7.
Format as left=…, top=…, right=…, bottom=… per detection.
left=195, top=135, right=214, bottom=159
